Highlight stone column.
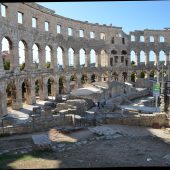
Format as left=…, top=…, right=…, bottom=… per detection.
left=0, top=82, right=7, bottom=116
left=145, top=52, right=149, bottom=66
left=65, top=76, right=70, bottom=93
left=85, top=51, right=90, bottom=67
left=74, top=51, right=80, bottom=69
left=127, top=71, right=131, bottom=82
left=12, top=81, right=23, bottom=110
left=165, top=52, right=169, bottom=66
left=11, top=41, right=20, bottom=72
left=63, top=50, right=69, bottom=69
left=51, top=47, right=58, bottom=71
left=0, top=41, right=5, bottom=74
left=97, top=52, right=101, bottom=68
left=136, top=52, right=140, bottom=66
left=25, top=44, right=33, bottom=70
left=155, top=52, right=159, bottom=66
left=25, top=79, right=36, bottom=105
left=39, top=46, right=46, bottom=69
left=39, top=78, right=48, bottom=101
left=52, top=78, right=59, bottom=98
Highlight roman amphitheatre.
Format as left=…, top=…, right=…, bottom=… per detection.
left=1, top=2, right=170, bottom=168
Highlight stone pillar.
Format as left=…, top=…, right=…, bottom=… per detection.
left=145, top=52, right=149, bottom=66
left=76, top=74, right=81, bottom=88
left=96, top=52, right=101, bottom=68
left=63, top=50, right=69, bottom=69
left=155, top=52, right=159, bottom=66
left=51, top=47, right=58, bottom=71
left=74, top=51, right=80, bottom=69
left=39, top=46, right=46, bottom=69
left=136, top=52, right=140, bottom=66
left=0, top=41, right=5, bottom=74
left=127, top=71, right=131, bottom=82
left=0, top=82, right=7, bottom=116
left=65, top=76, right=70, bottom=93
left=12, top=81, right=23, bottom=110
left=52, top=78, right=59, bottom=98
left=165, top=52, right=169, bottom=66
left=85, top=51, right=90, bottom=67
left=25, top=79, right=36, bottom=105
left=11, top=41, right=20, bottom=72
left=25, top=44, right=33, bottom=70
left=39, top=79, right=48, bottom=101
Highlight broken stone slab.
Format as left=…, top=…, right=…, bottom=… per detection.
left=32, top=134, right=52, bottom=150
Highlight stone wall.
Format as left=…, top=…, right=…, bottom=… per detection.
left=104, top=113, right=169, bottom=127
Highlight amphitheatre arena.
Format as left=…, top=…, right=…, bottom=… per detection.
left=0, top=2, right=170, bottom=168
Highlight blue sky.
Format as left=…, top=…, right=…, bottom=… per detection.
left=38, top=1, right=170, bottom=34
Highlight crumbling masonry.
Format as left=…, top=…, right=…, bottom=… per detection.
left=0, top=2, right=170, bottom=115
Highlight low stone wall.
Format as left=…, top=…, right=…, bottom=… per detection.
left=0, top=115, right=73, bottom=136
left=104, top=113, right=169, bottom=127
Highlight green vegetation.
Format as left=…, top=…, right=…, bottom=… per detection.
left=131, top=61, right=136, bottom=66
left=46, top=62, right=51, bottom=68
left=3, top=60, right=10, bottom=70
left=20, top=63, right=25, bottom=71
left=140, top=71, right=145, bottom=78
left=131, top=73, right=136, bottom=82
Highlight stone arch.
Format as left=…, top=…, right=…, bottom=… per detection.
left=6, top=81, right=17, bottom=108
left=91, top=73, right=96, bottom=82
left=131, top=72, right=137, bottom=82
left=32, top=43, right=40, bottom=69
left=121, top=50, right=127, bottom=55
left=45, top=45, right=52, bottom=68
left=149, top=50, right=156, bottom=65
left=81, top=73, right=88, bottom=84
left=101, top=49, right=108, bottom=67
left=140, top=50, right=145, bottom=63
left=70, top=73, right=78, bottom=91
left=112, top=72, right=118, bottom=81
left=59, top=75, right=65, bottom=94
left=57, top=46, right=64, bottom=70
left=19, top=40, right=28, bottom=71
left=130, top=50, right=136, bottom=65
left=159, top=50, right=165, bottom=63
left=149, top=70, right=155, bottom=78
left=1, top=37, right=13, bottom=70
left=111, top=50, right=117, bottom=55
left=90, top=49, right=96, bottom=67
left=140, top=71, right=146, bottom=78
left=46, top=77, right=55, bottom=99
left=122, top=72, right=127, bottom=82
left=68, top=47, right=75, bottom=68
left=79, top=48, right=86, bottom=68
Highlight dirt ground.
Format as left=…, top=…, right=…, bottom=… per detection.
left=1, top=124, right=170, bottom=168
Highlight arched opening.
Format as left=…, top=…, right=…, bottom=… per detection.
left=45, top=45, right=52, bottom=68
left=101, top=50, right=108, bottom=67
left=111, top=50, right=117, bottom=55
left=140, top=51, right=145, bottom=64
left=35, top=79, right=40, bottom=100
left=57, top=46, right=64, bottom=70
left=68, top=48, right=74, bottom=68
left=121, top=50, right=127, bottom=55
left=111, top=37, right=114, bottom=44
left=131, top=72, right=137, bottom=82
left=149, top=51, right=156, bottom=65
left=91, top=73, right=96, bottom=82
left=122, top=72, right=127, bottom=82
left=140, top=71, right=146, bottom=78
left=6, top=82, right=17, bottom=109
left=59, top=76, right=64, bottom=94
left=159, top=50, right=165, bottom=64
left=112, top=72, right=118, bottom=81
left=47, top=77, right=55, bottom=99
left=150, top=70, right=155, bottom=78
left=79, top=49, right=86, bottom=68
left=19, top=40, right=26, bottom=71
left=81, top=74, right=88, bottom=84
left=70, top=74, right=77, bottom=91
left=130, top=51, right=136, bottom=66
left=22, top=81, right=26, bottom=103
left=2, top=37, right=12, bottom=70
left=32, top=44, right=39, bottom=69
left=90, top=49, right=96, bottom=67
